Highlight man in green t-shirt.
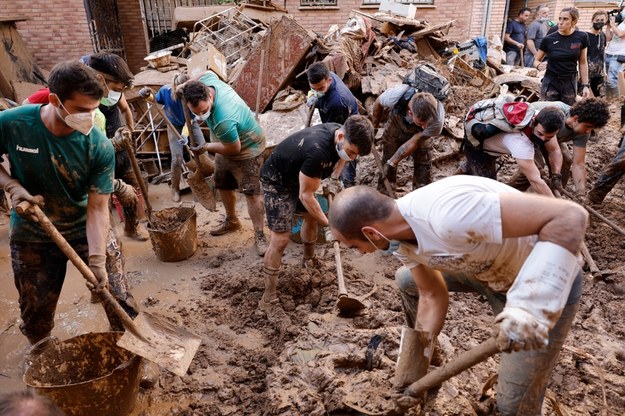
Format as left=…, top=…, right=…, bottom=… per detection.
left=0, top=61, right=115, bottom=345
left=180, top=71, right=268, bottom=256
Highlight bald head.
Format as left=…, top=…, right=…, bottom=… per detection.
left=0, top=390, right=65, bottom=416
left=329, top=186, right=395, bottom=241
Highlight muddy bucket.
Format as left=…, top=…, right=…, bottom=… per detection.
left=23, top=332, right=141, bottom=416
left=147, top=203, right=197, bottom=262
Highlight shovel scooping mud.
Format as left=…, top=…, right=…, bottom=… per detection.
left=16, top=202, right=201, bottom=377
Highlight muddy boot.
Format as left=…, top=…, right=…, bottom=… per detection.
left=139, top=359, right=160, bottom=389
left=210, top=217, right=242, bottom=236
left=302, top=239, right=320, bottom=268
left=254, top=231, right=268, bottom=257
left=0, top=190, right=9, bottom=226
left=123, top=204, right=148, bottom=242
left=394, top=327, right=436, bottom=390
left=259, top=266, right=291, bottom=329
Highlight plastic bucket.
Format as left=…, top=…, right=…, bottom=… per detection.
left=147, top=204, right=197, bottom=262
left=23, top=332, right=141, bottom=416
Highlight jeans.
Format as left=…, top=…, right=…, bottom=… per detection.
left=588, top=135, right=625, bottom=203
left=340, top=160, right=357, bottom=188
left=506, top=50, right=521, bottom=66
left=605, top=54, right=623, bottom=98
left=167, top=124, right=185, bottom=192
left=395, top=266, right=582, bottom=416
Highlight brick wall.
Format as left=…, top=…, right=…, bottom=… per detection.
left=4, top=0, right=93, bottom=71
left=117, top=1, right=149, bottom=74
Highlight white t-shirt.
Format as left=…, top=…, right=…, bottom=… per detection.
left=393, top=175, right=536, bottom=292
left=606, top=21, right=625, bottom=55
left=482, top=131, right=535, bottom=159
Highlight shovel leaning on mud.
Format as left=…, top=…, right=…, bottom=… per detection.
left=16, top=202, right=202, bottom=377
left=327, top=194, right=365, bottom=314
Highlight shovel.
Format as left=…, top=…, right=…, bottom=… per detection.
left=371, top=144, right=396, bottom=198
left=16, top=202, right=202, bottom=377
left=327, top=194, right=365, bottom=314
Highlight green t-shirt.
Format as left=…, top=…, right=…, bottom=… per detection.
left=198, top=72, right=265, bottom=160
left=0, top=105, right=115, bottom=242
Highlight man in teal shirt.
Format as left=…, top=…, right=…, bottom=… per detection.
left=180, top=71, right=268, bottom=256
left=0, top=61, right=114, bottom=344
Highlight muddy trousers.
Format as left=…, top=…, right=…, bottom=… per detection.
left=11, top=234, right=138, bottom=344
left=115, top=149, right=142, bottom=235
left=167, top=124, right=185, bottom=193
left=378, top=113, right=431, bottom=194
left=587, top=137, right=625, bottom=203
left=507, top=143, right=572, bottom=191
left=540, top=73, right=578, bottom=106
left=395, top=267, right=582, bottom=416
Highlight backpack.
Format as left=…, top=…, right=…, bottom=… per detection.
left=464, top=94, right=535, bottom=148
left=403, top=63, right=451, bottom=101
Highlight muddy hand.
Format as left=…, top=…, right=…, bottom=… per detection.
left=190, top=143, right=207, bottom=155
left=113, top=179, right=138, bottom=208
left=493, top=307, right=549, bottom=352
left=10, top=187, right=45, bottom=223
left=87, top=254, right=109, bottom=293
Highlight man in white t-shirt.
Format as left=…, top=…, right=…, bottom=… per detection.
left=328, top=176, right=587, bottom=415
left=604, top=9, right=625, bottom=97
left=459, top=106, right=565, bottom=197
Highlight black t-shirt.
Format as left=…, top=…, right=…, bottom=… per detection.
left=540, top=30, right=589, bottom=76
left=261, top=123, right=341, bottom=193
left=586, top=31, right=606, bottom=78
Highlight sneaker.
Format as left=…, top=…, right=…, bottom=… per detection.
left=210, top=218, right=242, bottom=236
left=171, top=189, right=181, bottom=203
left=125, top=227, right=149, bottom=242
left=254, top=231, right=268, bottom=257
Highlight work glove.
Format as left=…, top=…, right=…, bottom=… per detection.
left=493, top=307, right=550, bottom=352
left=328, top=177, right=342, bottom=197
left=87, top=254, right=108, bottom=293
left=190, top=143, right=208, bottom=155
left=4, top=180, right=42, bottom=221
left=139, top=87, right=153, bottom=98
left=306, top=90, right=318, bottom=107
left=113, top=179, right=138, bottom=208
left=110, top=127, right=131, bottom=152
left=178, top=134, right=189, bottom=146
left=550, top=172, right=563, bottom=191
left=324, top=227, right=336, bottom=243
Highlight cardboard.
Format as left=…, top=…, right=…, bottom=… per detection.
left=187, top=45, right=227, bottom=81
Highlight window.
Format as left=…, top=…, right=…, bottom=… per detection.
left=300, top=0, right=338, bottom=6
left=362, top=0, right=434, bottom=5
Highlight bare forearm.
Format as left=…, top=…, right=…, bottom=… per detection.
left=299, top=192, right=328, bottom=226
left=389, top=134, right=421, bottom=165
left=86, top=196, right=110, bottom=256
left=415, top=294, right=448, bottom=334
left=529, top=177, right=555, bottom=197
left=571, top=164, right=586, bottom=195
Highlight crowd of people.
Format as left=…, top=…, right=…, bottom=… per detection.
left=1, top=10, right=625, bottom=412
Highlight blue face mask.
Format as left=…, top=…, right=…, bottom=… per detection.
left=336, top=143, right=354, bottom=161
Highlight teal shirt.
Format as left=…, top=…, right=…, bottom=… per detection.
left=0, top=105, right=115, bottom=242
left=198, top=72, right=265, bottom=160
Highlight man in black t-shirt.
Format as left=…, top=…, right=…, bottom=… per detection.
left=586, top=11, right=607, bottom=97
left=504, top=8, right=531, bottom=66
left=258, top=115, right=374, bottom=325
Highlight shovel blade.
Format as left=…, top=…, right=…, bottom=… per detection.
left=186, top=171, right=217, bottom=211
left=337, top=295, right=365, bottom=314
left=117, top=312, right=201, bottom=377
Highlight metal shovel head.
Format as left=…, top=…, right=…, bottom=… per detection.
left=185, top=170, right=217, bottom=211
left=337, top=295, right=365, bottom=314
left=117, top=312, right=202, bottom=377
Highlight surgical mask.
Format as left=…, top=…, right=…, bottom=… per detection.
left=336, top=142, right=354, bottom=161
left=314, top=90, right=325, bottom=98
left=100, top=83, right=122, bottom=107
left=57, top=102, right=95, bottom=135
left=363, top=228, right=392, bottom=251
left=383, top=240, right=401, bottom=256
left=593, top=22, right=605, bottom=30
left=194, top=109, right=211, bottom=122
left=529, top=134, right=547, bottom=147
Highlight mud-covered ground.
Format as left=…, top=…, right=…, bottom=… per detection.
left=1, top=96, right=624, bottom=416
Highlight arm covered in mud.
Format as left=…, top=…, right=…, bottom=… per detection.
left=299, top=172, right=328, bottom=227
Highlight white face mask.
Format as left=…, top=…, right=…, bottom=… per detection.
left=336, top=142, right=354, bottom=161
left=100, top=83, right=122, bottom=107
left=57, top=102, right=95, bottom=135
left=194, top=109, right=211, bottom=122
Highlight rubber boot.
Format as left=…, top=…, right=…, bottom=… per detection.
left=123, top=201, right=148, bottom=241
left=303, top=239, right=316, bottom=262
left=394, top=327, right=436, bottom=390
left=259, top=266, right=291, bottom=331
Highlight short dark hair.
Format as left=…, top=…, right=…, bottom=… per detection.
left=86, top=53, right=134, bottom=87
left=519, top=7, right=531, bottom=16
left=535, top=107, right=565, bottom=133
left=343, top=115, right=374, bottom=156
left=48, top=60, right=104, bottom=103
left=0, top=390, right=65, bottom=416
left=329, top=186, right=394, bottom=240
left=307, top=62, right=330, bottom=85
left=570, top=98, right=609, bottom=128
left=410, top=92, right=438, bottom=123
left=592, top=11, right=607, bottom=21
left=179, top=81, right=209, bottom=107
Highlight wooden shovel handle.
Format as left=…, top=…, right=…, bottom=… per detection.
left=16, top=202, right=143, bottom=339
left=403, top=337, right=499, bottom=397
left=371, top=145, right=396, bottom=198
left=558, top=187, right=625, bottom=238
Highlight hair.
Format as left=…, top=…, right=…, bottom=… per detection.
left=591, top=11, right=607, bottom=21
left=329, top=186, right=395, bottom=240
left=410, top=92, right=438, bottom=124
left=179, top=80, right=209, bottom=107
left=560, top=7, right=579, bottom=23
left=48, top=60, right=104, bottom=102
left=570, top=98, right=610, bottom=128
left=171, top=72, right=189, bottom=100
left=343, top=115, right=374, bottom=156
left=535, top=107, right=566, bottom=133
left=85, top=53, right=134, bottom=87
left=535, top=4, right=547, bottom=13
left=518, top=7, right=531, bottom=16
left=0, top=390, right=65, bottom=416
left=307, top=62, right=330, bottom=85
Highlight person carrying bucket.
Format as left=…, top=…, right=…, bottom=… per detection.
left=179, top=71, right=269, bottom=256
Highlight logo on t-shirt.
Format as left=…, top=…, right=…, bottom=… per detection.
left=16, top=145, right=39, bottom=154
left=553, top=41, right=560, bottom=44
left=570, top=43, right=581, bottom=50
